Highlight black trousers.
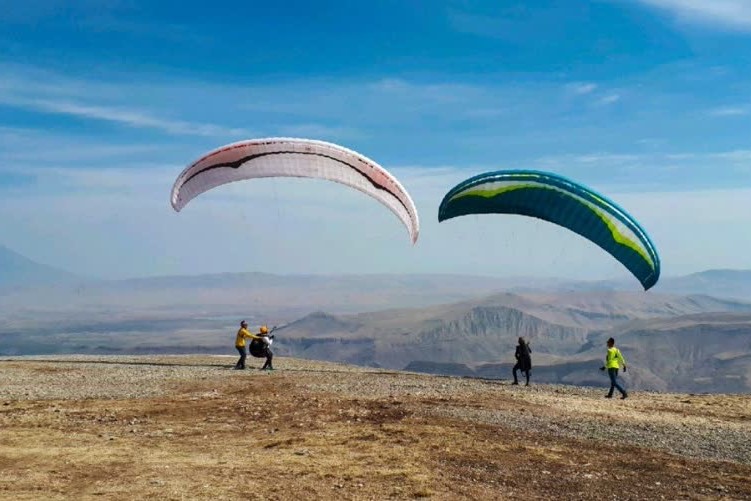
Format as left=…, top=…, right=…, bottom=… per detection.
left=513, top=362, right=530, bottom=384
left=261, top=348, right=273, bottom=369
left=250, top=344, right=273, bottom=369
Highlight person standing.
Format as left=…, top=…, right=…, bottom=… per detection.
left=249, top=325, right=275, bottom=370
left=234, top=320, right=261, bottom=370
left=600, top=337, right=628, bottom=399
left=512, top=337, right=532, bottom=386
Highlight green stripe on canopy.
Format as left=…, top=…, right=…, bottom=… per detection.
left=438, top=170, right=660, bottom=291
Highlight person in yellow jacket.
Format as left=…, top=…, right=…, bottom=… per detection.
left=600, top=337, right=628, bottom=399
left=234, top=320, right=262, bottom=370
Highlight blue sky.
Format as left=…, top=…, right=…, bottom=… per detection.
left=1, top=0, right=751, bottom=286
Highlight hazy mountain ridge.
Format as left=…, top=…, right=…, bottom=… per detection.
left=4, top=242, right=751, bottom=313
left=0, top=245, right=83, bottom=288
left=275, top=291, right=751, bottom=393
left=550, top=269, right=751, bottom=301
left=655, top=269, right=751, bottom=300
left=584, top=312, right=751, bottom=393
left=388, top=311, right=751, bottom=394
left=3, top=244, right=751, bottom=393
left=278, top=302, right=590, bottom=369
left=453, top=291, right=751, bottom=329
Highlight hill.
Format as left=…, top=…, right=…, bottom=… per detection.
left=581, top=312, right=751, bottom=393
left=274, top=292, right=751, bottom=393
left=3, top=241, right=751, bottom=319
left=0, top=271, right=511, bottom=320
left=654, top=269, right=751, bottom=301
left=3, top=285, right=751, bottom=393
left=1, top=355, right=749, bottom=500
left=524, top=268, right=751, bottom=301
left=0, top=244, right=82, bottom=289
left=2, top=244, right=751, bottom=393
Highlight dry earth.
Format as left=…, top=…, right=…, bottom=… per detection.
left=1, top=354, right=750, bottom=500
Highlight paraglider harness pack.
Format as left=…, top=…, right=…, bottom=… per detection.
left=249, top=326, right=277, bottom=358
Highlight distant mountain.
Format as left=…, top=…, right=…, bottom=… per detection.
left=273, top=290, right=751, bottom=393
left=278, top=305, right=590, bottom=369
left=0, top=270, right=516, bottom=321
left=653, top=270, right=751, bottom=301
left=0, top=245, right=83, bottom=289
left=3, top=239, right=751, bottom=314
left=461, top=291, right=751, bottom=329
left=531, top=269, right=751, bottom=301
left=3, top=260, right=751, bottom=393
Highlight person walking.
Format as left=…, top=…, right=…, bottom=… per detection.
left=512, top=337, right=532, bottom=386
left=600, top=337, right=628, bottom=399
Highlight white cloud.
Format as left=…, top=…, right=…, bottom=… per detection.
left=3, top=64, right=514, bottom=141
left=0, top=95, right=252, bottom=138
left=566, top=82, right=598, bottom=95
left=530, top=149, right=751, bottom=193
left=708, top=106, right=750, bottom=117
left=275, top=123, right=363, bottom=140
left=636, top=0, right=751, bottom=31
left=370, top=77, right=487, bottom=105
left=0, top=62, right=136, bottom=101
left=446, top=10, right=512, bottom=40
left=597, top=94, right=621, bottom=105
left=0, top=0, right=128, bottom=24
left=713, top=149, right=751, bottom=162
left=0, top=63, right=257, bottom=138
left=0, top=127, right=170, bottom=163
left=462, top=107, right=507, bottom=118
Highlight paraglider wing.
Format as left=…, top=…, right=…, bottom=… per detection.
left=170, top=138, right=420, bottom=244
left=437, top=170, right=660, bottom=290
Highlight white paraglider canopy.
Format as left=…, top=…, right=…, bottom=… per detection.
left=170, top=137, right=420, bottom=244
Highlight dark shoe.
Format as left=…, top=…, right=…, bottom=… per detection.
left=511, top=381, right=519, bottom=385
left=621, top=393, right=628, bottom=399
left=605, top=394, right=613, bottom=398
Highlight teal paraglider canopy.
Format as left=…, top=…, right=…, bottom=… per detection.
left=437, top=169, right=661, bottom=291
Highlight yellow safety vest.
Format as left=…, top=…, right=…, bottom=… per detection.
left=605, top=347, right=626, bottom=369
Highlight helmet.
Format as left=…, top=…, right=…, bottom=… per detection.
left=240, top=320, right=247, bottom=327
left=260, top=325, right=269, bottom=334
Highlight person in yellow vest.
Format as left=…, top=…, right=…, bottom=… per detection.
left=234, top=320, right=262, bottom=370
left=600, top=337, right=628, bottom=399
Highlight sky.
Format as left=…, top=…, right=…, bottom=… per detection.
left=1, top=0, right=751, bottom=286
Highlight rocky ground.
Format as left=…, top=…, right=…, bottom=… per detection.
left=1, top=354, right=750, bottom=500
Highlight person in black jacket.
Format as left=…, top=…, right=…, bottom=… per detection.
left=512, top=337, right=532, bottom=386
left=248, top=325, right=275, bottom=370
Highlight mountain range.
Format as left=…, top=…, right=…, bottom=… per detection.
left=0, top=245, right=83, bottom=288
left=273, top=291, right=751, bottom=393
left=2, top=243, right=751, bottom=393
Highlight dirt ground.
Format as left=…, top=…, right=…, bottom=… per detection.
left=1, top=355, right=750, bottom=500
